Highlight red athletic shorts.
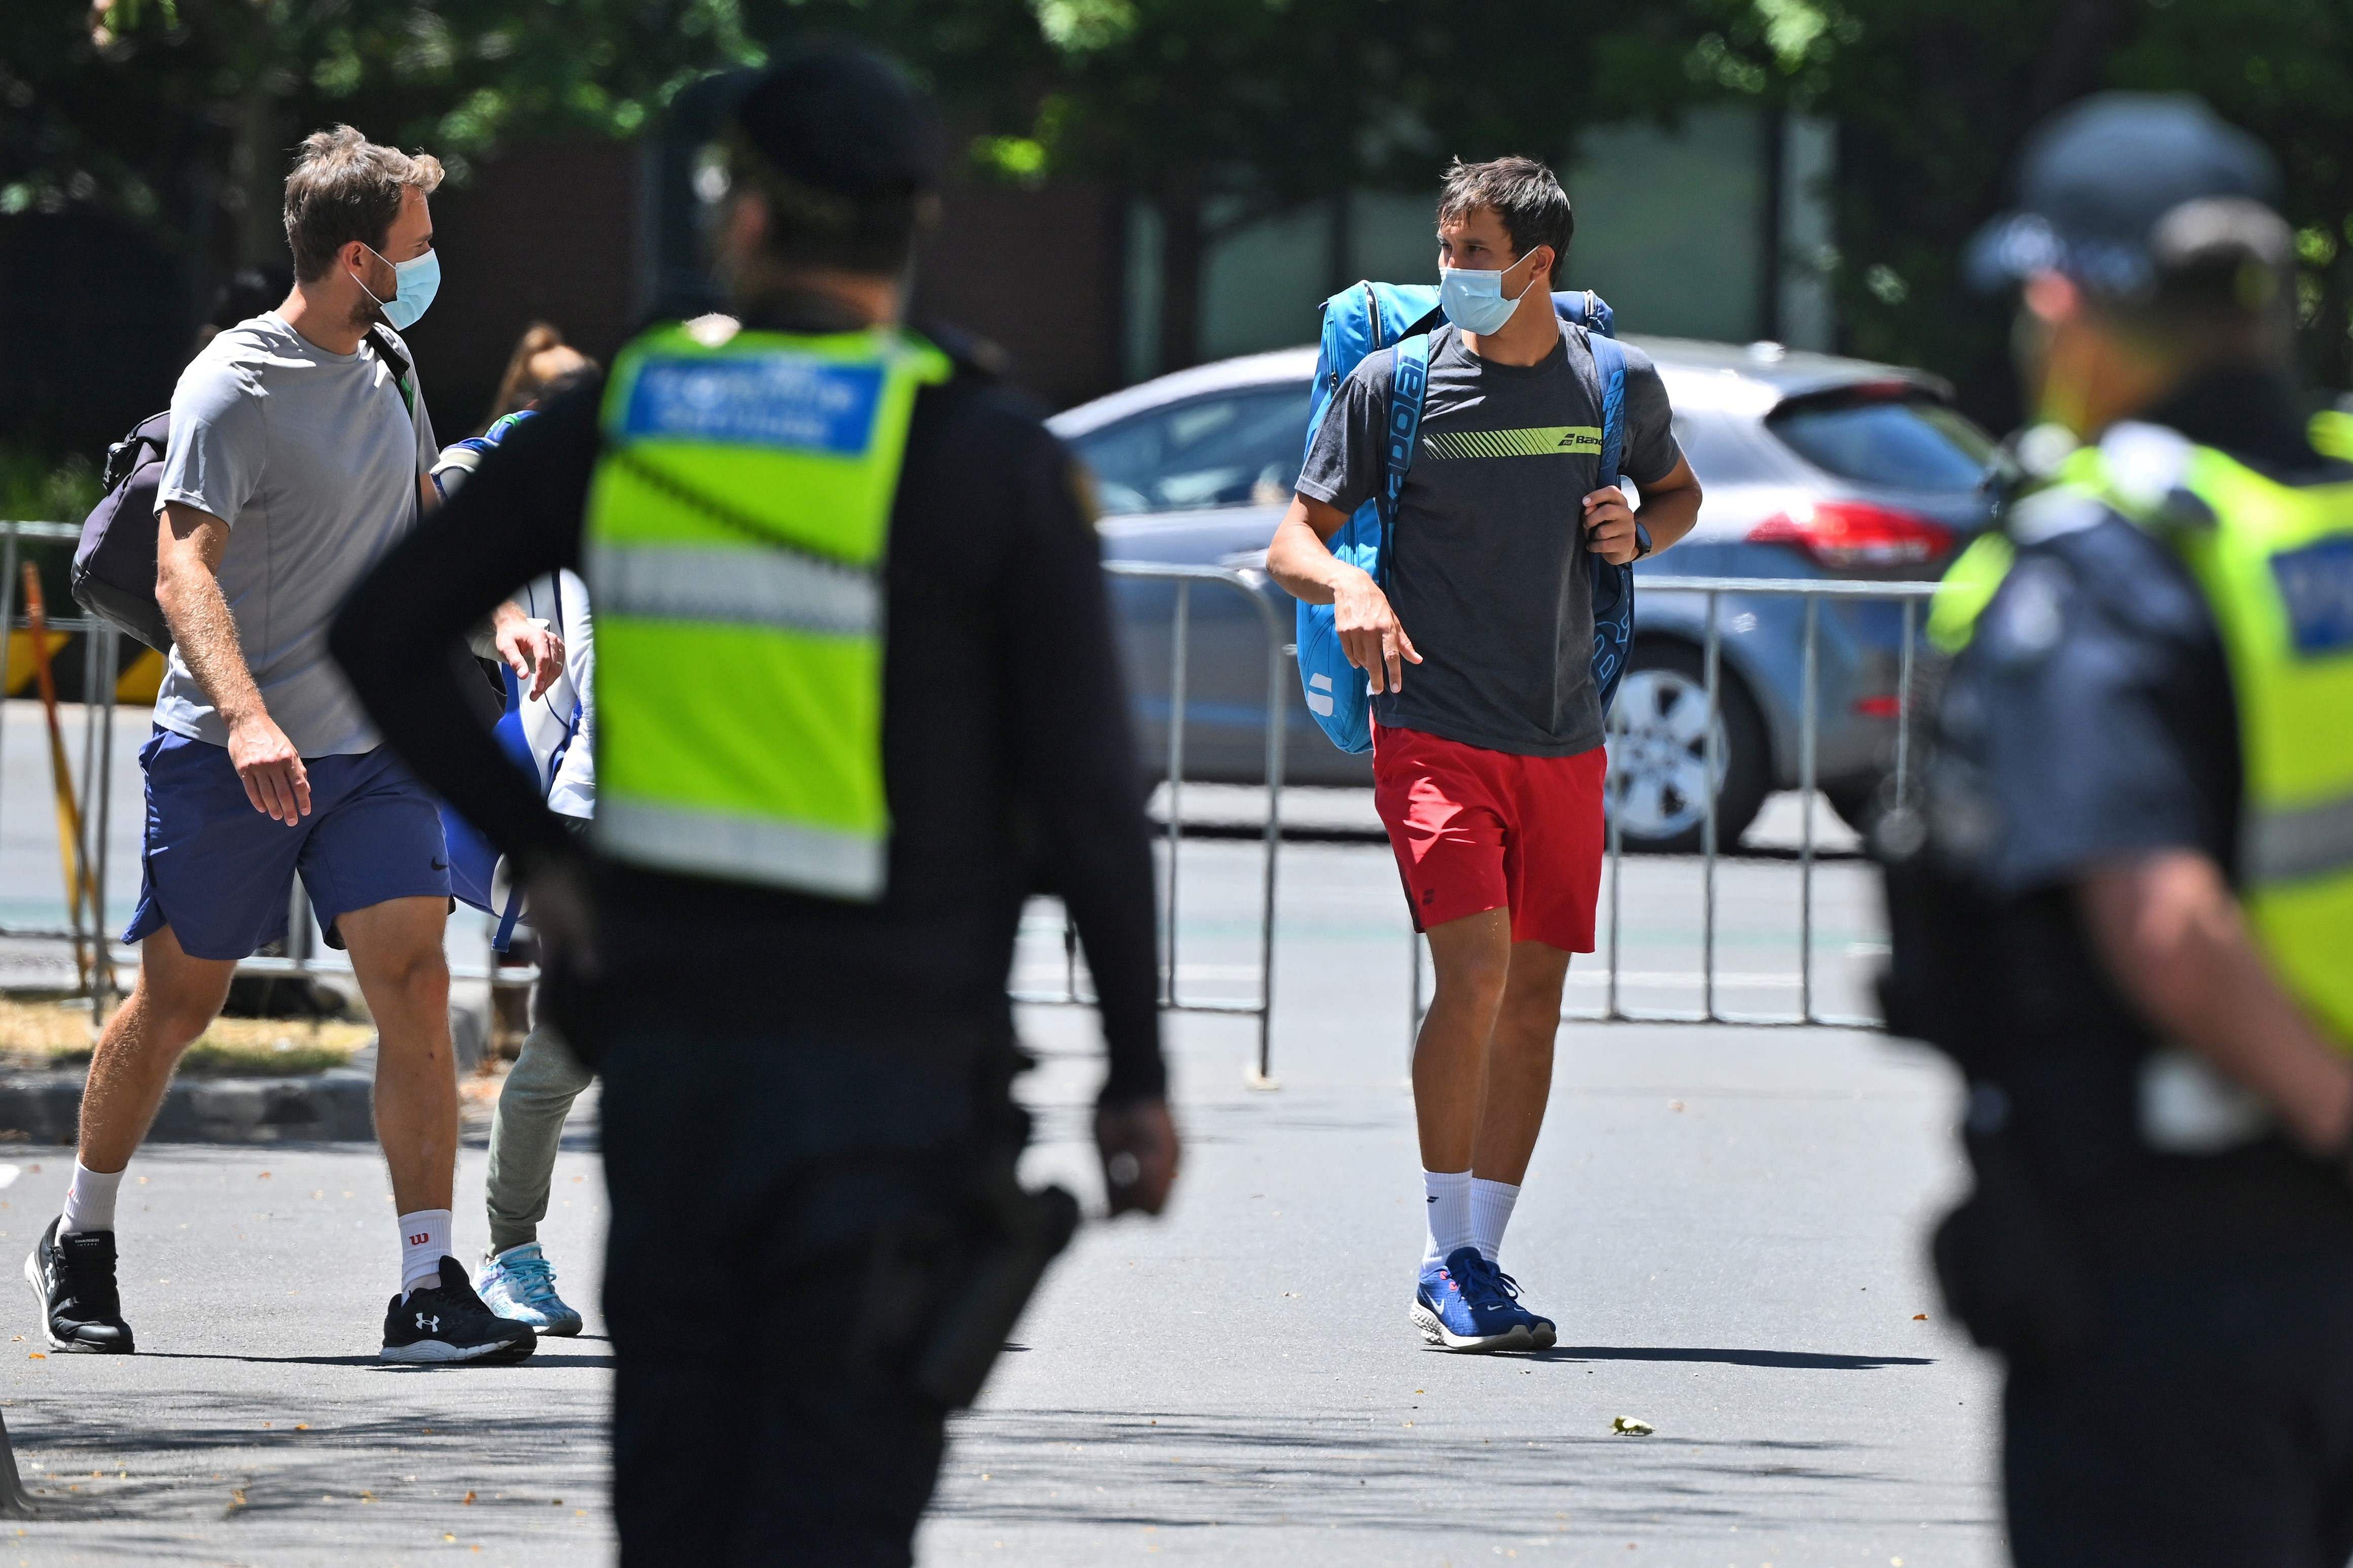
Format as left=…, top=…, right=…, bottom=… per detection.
left=1370, top=721, right=1607, bottom=953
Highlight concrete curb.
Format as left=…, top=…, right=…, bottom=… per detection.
left=0, top=1068, right=374, bottom=1145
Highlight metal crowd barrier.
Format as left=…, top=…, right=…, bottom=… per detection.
left=1010, top=561, right=1288, bottom=1087
left=6, top=532, right=1295, bottom=1077
left=1, top=519, right=520, bottom=1008
left=1, top=521, right=125, bottom=1005
left=1408, top=575, right=1940, bottom=1035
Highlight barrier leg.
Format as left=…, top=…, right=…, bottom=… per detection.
left=1246, top=607, right=1283, bottom=1090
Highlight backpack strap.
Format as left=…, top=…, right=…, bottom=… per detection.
left=1377, top=334, right=1431, bottom=586
left=364, top=327, right=417, bottom=417
left=1583, top=330, right=1637, bottom=717
left=1589, top=332, right=1628, bottom=493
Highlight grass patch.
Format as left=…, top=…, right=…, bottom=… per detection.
left=0, top=996, right=372, bottom=1076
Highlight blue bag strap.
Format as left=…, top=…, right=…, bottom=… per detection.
left=492, top=886, right=525, bottom=952
left=1589, top=333, right=1627, bottom=492
left=1584, top=331, right=1636, bottom=716
left=1377, top=334, right=1430, bottom=586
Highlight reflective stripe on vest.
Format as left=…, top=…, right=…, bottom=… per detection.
left=1937, top=427, right=2353, bottom=1045
left=584, top=321, right=951, bottom=899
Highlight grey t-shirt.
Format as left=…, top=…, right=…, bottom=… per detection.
left=1297, top=322, right=1680, bottom=756
left=156, top=312, right=437, bottom=756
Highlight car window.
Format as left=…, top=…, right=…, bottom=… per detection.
left=1669, top=409, right=1772, bottom=484
left=1766, top=393, right=1995, bottom=493
left=1072, top=387, right=1308, bottom=516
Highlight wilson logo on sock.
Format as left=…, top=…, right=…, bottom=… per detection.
left=407, top=1232, right=429, bottom=1245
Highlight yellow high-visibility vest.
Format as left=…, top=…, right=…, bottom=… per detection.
left=583, top=319, right=951, bottom=899
left=1933, top=422, right=2353, bottom=1045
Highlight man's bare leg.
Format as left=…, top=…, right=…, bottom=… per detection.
left=1469, top=940, right=1573, bottom=1186
left=342, top=896, right=534, bottom=1363
left=1410, top=907, right=1548, bottom=1347
left=31, top=927, right=236, bottom=1353
left=77, top=927, right=238, bottom=1175
left=1452, top=939, right=1572, bottom=1344
left=1412, top=908, right=1514, bottom=1173
left=341, top=896, right=459, bottom=1303
left=338, top=895, right=457, bottom=1220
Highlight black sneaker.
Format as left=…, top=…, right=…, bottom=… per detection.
left=25, top=1217, right=135, bottom=1354
left=380, top=1256, right=537, bottom=1365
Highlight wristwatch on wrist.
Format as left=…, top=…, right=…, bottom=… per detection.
left=1632, top=523, right=1654, bottom=561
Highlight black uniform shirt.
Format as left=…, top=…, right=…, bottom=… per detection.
left=1915, top=369, right=2353, bottom=1250
left=330, top=307, right=1166, bottom=1104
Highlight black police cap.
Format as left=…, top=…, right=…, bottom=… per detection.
left=727, top=44, right=944, bottom=199
left=1967, top=92, right=2281, bottom=296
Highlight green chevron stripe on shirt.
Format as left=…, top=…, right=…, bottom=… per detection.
left=1421, top=425, right=1602, bottom=460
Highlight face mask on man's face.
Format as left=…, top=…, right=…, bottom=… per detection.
left=350, top=242, right=442, bottom=332
left=1439, top=250, right=1542, bottom=335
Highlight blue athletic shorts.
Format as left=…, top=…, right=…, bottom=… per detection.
left=124, top=728, right=452, bottom=960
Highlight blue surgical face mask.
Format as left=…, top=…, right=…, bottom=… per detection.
left=1438, top=252, right=1541, bottom=335
left=352, top=242, right=441, bottom=332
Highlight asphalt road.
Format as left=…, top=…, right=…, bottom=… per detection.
left=2, top=830, right=2003, bottom=1566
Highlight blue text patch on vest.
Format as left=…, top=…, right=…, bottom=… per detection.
left=2271, top=537, right=2353, bottom=656
left=623, top=355, right=884, bottom=454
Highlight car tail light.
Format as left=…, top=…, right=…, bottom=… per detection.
left=1747, top=501, right=1953, bottom=569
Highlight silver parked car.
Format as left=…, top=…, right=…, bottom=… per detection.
left=1050, top=336, right=1997, bottom=850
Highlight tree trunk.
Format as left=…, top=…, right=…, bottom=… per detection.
left=1157, top=178, right=1206, bottom=374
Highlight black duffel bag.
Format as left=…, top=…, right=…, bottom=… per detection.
left=71, top=409, right=173, bottom=651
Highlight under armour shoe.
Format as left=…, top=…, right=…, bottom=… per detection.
left=380, top=1256, right=537, bottom=1365
left=25, top=1217, right=135, bottom=1354
left=1410, top=1246, right=1531, bottom=1353
left=475, top=1243, right=583, bottom=1336
left=1457, top=1252, right=1556, bottom=1351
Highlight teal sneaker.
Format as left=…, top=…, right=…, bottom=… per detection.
left=475, top=1243, right=584, bottom=1336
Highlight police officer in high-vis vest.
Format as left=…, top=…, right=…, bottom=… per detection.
left=332, top=47, right=1178, bottom=1567
left=1881, top=94, right=2353, bottom=1563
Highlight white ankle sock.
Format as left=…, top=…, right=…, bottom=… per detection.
left=398, top=1209, right=453, bottom=1298
left=1470, top=1177, right=1521, bottom=1263
left=1421, top=1170, right=1473, bottom=1266
left=60, top=1160, right=125, bottom=1236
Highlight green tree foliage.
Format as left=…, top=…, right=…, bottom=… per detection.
left=2, top=0, right=765, bottom=274
left=16, top=0, right=2353, bottom=417
left=1000, top=0, right=1709, bottom=368
left=1693, top=0, right=2353, bottom=422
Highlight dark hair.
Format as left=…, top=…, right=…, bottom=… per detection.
left=1438, top=156, right=1573, bottom=285
left=282, top=125, right=444, bottom=283
left=725, top=132, right=928, bottom=277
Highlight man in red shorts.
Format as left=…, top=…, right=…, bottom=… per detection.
left=1270, top=156, right=1701, bottom=1350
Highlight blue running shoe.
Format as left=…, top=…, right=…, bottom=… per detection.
left=1459, top=1253, right=1556, bottom=1350
left=1412, top=1246, right=1531, bottom=1352
left=475, top=1243, right=584, bottom=1336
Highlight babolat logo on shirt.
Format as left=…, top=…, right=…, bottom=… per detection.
left=2271, top=536, right=2353, bottom=655
left=1422, top=425, right=1602, bottom=460
left=622, top=354, right=885, bottom=454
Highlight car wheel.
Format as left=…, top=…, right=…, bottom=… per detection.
left=1605, top=639, right=1771, bottom=854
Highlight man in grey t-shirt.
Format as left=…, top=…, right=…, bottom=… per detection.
left=29, top=126, right=560, bottom=1368
left=1270, top=157, right=1703, bottom=1353
left=152, top=306, right=441, bottom=754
